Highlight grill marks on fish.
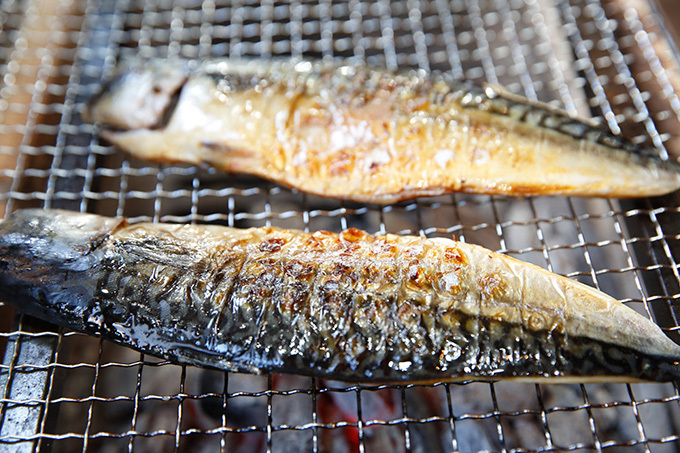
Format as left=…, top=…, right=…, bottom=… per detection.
left=1, top=209, right=680, bottom=382
left=85, top=59, right=680, bottom=202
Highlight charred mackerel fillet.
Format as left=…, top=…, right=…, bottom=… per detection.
left=1, top=209, right=679, bottom=382
left=85, top=59, right=680, bottom=202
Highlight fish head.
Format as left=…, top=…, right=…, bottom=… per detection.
left=0, top=209, right=124, bottom=328
left=0, top=208, right=123, bottom=266
left=85, top=60, right=189, bottom=130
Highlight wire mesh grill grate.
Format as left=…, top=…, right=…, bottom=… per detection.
left=2, top=0, right=680, bottom=451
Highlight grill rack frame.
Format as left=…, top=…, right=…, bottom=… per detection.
left=2, top=0, right=680, bottom=451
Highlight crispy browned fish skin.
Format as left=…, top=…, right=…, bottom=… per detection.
left=85, top=59, right=680, bottom=202
left=1, top=209, right=679, bottom=382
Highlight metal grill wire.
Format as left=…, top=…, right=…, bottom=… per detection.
left=1, top=0, right=680, bottom=451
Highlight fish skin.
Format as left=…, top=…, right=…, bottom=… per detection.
left=0, top=209, right=679, bottom=382
left=84, top=59, right=680, bottom=202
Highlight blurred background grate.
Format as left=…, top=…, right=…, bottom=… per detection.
left=2, top=0, right=680, bottom=451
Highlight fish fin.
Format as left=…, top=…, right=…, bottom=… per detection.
left=483, top=83, right=603, bottom=129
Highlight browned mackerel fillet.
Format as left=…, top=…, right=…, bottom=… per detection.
left=1, top=209, right=679, bottom=382
left=85, top=59, right=680, bottom=202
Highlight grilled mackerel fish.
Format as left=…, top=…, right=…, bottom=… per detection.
left=2, top=209, right=679, bottom=382
left=85, top=59, right=680, bottom=202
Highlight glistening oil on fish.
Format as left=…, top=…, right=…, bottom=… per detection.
left=85, top=59, right=680, bottom=202
left=1, top=209, right=679, bottom=383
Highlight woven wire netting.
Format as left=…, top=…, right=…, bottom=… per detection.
left=2, top=0, right=680, bottom=451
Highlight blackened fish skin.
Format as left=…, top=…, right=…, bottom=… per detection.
left=85, top=59, right=680, bottom=202
left=1, top=209, right=679, bottom=383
